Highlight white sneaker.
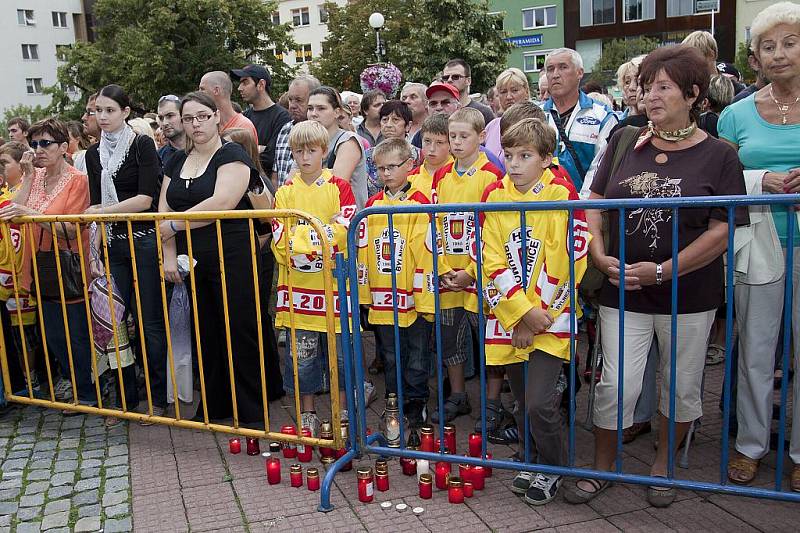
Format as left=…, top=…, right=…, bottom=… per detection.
left=524, top=473, right=562, bottom=506
left=301, top=411, right=321, bottom=438
left=53, top=378, right=73, bottom=402
left=364, top=381, right=377, bottom=407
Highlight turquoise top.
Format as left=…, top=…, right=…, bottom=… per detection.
left=718, top=93, right=800, bottom=246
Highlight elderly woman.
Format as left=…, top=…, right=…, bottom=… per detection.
left=617, top=56, right=646, bottom=120
left=0, top=119, right=95, bottom=408
left=564, top=45, right=747, bottom=507
left=484, top=68, right=531, bottom=161
left=717, top=1, right=800, bottom=491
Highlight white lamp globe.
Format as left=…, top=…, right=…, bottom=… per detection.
left=369, top=12, right=385, bottom=29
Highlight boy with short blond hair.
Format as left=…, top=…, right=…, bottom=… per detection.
left=408, top=114, right=452, bottom=195
left=480, top=118, right=588, bottom=505
left=429, top=106, right=503, bottom=423
left=272, top=120, right=356, bottom=436
left=357, top=138, right=444, bottom=427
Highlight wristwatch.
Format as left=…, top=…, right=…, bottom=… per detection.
left=655, top=263, right=663, bottom=286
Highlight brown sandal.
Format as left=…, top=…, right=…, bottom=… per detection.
left=791, top=464, right=800, bottom=492
left=728, top=454, right=759, bottom=485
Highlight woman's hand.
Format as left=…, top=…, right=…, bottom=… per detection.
left=19, top=151, right=34, bottom=178
left=763, top=172, right=788, bottom=194
left=626, top=262, right=659, bottom=287
left=162, top=248, right=182, bottom=284
left=90, top=258, right=105, bottom=280
left=84, top=205, right=105, bottom=215
left=158, top=220, right=176, bottom=240
left=783, top=168, right=800, bottom=194
left=0, top=202, right=34, bottom=221
left=597, top=254, right=643, bottom=291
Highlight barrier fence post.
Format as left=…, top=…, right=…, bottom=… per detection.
left=720, top=206, right=736, bottom=484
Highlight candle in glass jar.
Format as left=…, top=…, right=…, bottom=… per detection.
left=468, top=432, right=482, bottom=457
left=269, top=442, right=281, bottom=454
left=246, top=437, right=260, bottom=456
left=448, top=476, right=464, bottom=504
left=229, top=437, right=241, bottom=454
left=463, top=481, right=474, bottom=498
left=266, top=456, right=281, bottom=485
left=484, top=453, right=493, bottom=477
left=458, top=463, right=472, bottom=484
left=419, top=473, right=433, bottom=499
left=307, top=467, right=320, bottom=491
left=297, top=428, right=313, bottom=462
left=434, top=461, right=451, bottom=490
left=280, top=425, right=297, bottom=458
left=357, top=467, right=374, bottom=503
left=471, top=465, right=486, bottom=490
left=375, top=465, right=389, bottom=492
left=289, top=464, right=303, bottom=487
left=319, top=421, right=335, bottom=464
left=400, top=455, right=417, bottom=476
left=416, top=458, right=430, bottom=480
left=443, top=425, right=456, bottom=455
left=420, top=425, right=434, bottom=452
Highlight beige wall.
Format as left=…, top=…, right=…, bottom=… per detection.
left=737, top=0, right=783, bottom=45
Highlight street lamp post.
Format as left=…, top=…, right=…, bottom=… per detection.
left=369, top=12, right=385, bottom=63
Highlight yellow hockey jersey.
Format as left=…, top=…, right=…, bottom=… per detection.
left=430, top=152, right=503, bottom=311
left=479, top=170, right=589, bottom=365
left=0, top=192, right=35, bottom=325
left=408, top=157, right=453, bottom=198
left=272, top=169, right=356, bottom=333
left=356, top=184, right=440, bottom=326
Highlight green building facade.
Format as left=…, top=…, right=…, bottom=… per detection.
left=488, top=1, right=565, bottom=83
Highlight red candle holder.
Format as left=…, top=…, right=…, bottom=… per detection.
left=458, top=463, right=472, bottom=484
left=246, top=437, right=260, bottom=456
left=280, top=425, right=297, bottom=459
left=443, top=425, right=456, bottom=455
left=448, top=476, right=464, bottom=504
left=419, top=473, right=433, bottom=499
left=468, top=433, right=482, bottom=457
left=463, top=481, right=474, bottom=498
left=434, top=461, right=451, bottom=490
left=289, top=464, right=303, bottom=487
left=297, top=428, right=313, bottom=462
left=484, top=453, right=493, bottom=477
left=375, top=467, right=389, bottom=492
left=307, top=468, right=320, bottom=491
left=357, top=467, right=374, bottom=503
left=228, top=437, right=241, bottom=454
left=266, top=456, right=281, bottom=485
left=420, top=425, right=434, bottom=453
left=400, top=456, right=417, bottom=476
left=471, top=465, right=486, bottom=490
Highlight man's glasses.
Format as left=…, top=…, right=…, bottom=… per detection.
left=181, top=113, right=213, bottom=125
left=30, top=139, right=60, bottom=150
left=441, top=74, right=465, bottom=82
left=376, top=158, right=410, bottom=174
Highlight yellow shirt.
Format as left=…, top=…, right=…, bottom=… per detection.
left=408, top=157, right=453, bottom=198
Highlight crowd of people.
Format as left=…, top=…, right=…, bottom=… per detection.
left=0, top=1, right=798, bottom=509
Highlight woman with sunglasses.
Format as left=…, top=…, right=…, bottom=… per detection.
left=0, top=119, right=95, bottom=410
left=158, top=91, right=265, bottom=425
left=84, top=84, right=168, bottom=425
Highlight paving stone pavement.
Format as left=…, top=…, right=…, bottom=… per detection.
left=0, top=406, right=131, bottom=532
left=3, top=333, right=800, bottom=531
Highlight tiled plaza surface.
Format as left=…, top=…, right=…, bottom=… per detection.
left=1, top=333, right=800, bottom=532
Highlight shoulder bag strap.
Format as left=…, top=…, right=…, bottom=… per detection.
left=326, top=131, right=347, bottom=169
left=550, top=108, right=585, bottom=178
left=610, top=126, right=641, bottom=179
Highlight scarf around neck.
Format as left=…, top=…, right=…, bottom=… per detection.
left=634, top=120, right=697, bottom=151
left=99, top=125, right=136, bottom=207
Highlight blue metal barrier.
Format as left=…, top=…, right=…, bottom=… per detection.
left=318, top=194, right=800, bottom=510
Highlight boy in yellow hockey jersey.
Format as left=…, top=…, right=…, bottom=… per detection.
left=357, top=138, right=441, bottom=428
left=480, top=118, right=588, bottom=505
left=272, top=120, right=356, bottom=436
left=429, top=107, right=503, bottom=423
left=408, top=114, right=452, bottom=196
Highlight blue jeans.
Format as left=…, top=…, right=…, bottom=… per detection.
left=41, top=301, right=96, bottom=404
left=109, top=233, right=167, bottom=407
left=283, top=329, right=344, bottom=395
left=375, top=317, right=432, bottom=401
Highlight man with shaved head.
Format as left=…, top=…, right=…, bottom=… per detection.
left=199, top=70, right=258, bottom=141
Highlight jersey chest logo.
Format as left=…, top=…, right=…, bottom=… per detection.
left=443, top=212, right=474, bottom=255
left=374, top=228, right=406, bottom=274
left=505, top=227, right=540, bottom=289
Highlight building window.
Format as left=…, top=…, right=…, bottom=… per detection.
left=21, top=44, right=39, bottom=60
left=522, top=6, right=556, bottom=29
left=26, top=78, right=43, bottom=94
left=623, top=0, right=655, bottom=22
left=56, top=44, right=72, bottom=61
left=523, top=50, right=552, bottom=73
left=667, top=0, right=696, bottom=17
left=488, top=11, right=505, bottom=32
left=269, top=48, right=285, bottom=62
left=17, top=9, right=35, bottom=26
left=319, top=5, right=329, bottom=24
left=271, top=11, right=280, bottom=25
left=295, top=44, right=313, bottom=63
left=292, top=7, right=310, bottom=27
left=52, top=11, right=68, bottom=28
left=580, top=0, right=615, bottom=26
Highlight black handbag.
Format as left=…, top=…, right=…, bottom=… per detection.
left=36, top=223, right=84, bottom=301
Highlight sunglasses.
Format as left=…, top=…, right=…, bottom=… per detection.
left=30, top=139, right=61, bottom=150
left=441, top=74, right=465, bottom=82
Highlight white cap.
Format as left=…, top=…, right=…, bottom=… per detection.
left=412, top=506, right=424, bottom=515
left=380, top=501, right=393, bottom=510
left=395, top=503, right=408, bottom=512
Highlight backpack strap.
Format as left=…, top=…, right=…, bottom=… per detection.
left=610, top=125, right=641, bottom=178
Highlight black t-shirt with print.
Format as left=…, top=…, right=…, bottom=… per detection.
left=590, top=129, right=748, bottom=314
left=244, top=103, right=291, bottom=176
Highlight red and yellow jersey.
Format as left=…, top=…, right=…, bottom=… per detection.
left=408, top=157, right=453, bottom=198
left=0, top=191, right=35, bottom=325
left=272, top=170, right=356, bottom=333
left=479, top=170, right=589, bottom=365
left=356, top=185, right=441, bottom=326
left=430, top=152, right=503, bottom=311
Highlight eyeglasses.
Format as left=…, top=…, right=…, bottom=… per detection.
left=376, top=158, right=410, bottom=174
left=159, top=94, right=180, bottom=104
left=30, top=139, right=60, bottom=150
left=84, top=110, right=96, bottom=117
left=181, top=113, right=214, bottom=125
left=441, top=74, right=465, bottom=82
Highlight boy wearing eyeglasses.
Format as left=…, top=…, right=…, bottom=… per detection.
left=356, top=138, right=449, bottom=428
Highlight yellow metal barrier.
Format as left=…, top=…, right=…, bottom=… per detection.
left=0, top=209, right=343, bottom=448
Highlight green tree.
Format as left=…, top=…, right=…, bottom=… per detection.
left=734, top=42, right=756, bottom=84
left=588, top=36, right=661, bottom=87
left=313, top=0, right=510, bottom=93
left=0, top=104, right=51, bottom=137
left=55, top=0, right=296, bottom=116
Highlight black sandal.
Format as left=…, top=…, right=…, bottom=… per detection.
left=564, top=478, right=611, bottom=504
